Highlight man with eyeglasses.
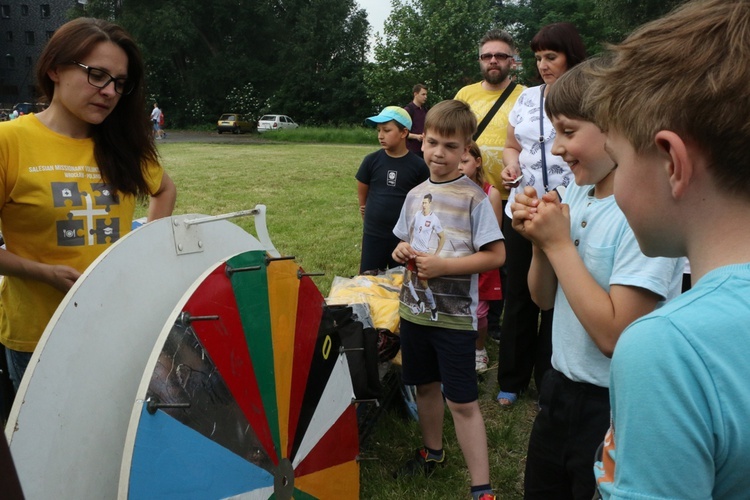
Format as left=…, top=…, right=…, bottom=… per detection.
left=455, top=29, right=525, bottom=356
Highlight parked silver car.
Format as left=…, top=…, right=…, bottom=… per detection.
left=257, top=114, right=299, bottom=133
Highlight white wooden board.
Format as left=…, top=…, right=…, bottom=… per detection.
left=5, top=212, right=271, bottom=499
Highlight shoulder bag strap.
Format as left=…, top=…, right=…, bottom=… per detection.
left=473, top=81, right=517, bottom=141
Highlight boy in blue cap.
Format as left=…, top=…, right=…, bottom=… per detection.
left=356, top=106, right=428, bottom=274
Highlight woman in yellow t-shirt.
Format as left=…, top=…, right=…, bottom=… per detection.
left=0, top=18, right=176, bottom=398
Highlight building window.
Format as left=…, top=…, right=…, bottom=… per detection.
left=6, top=55, right=15, bottom=69
left=21, top=4, right=28, bottom=15
left=25, top=56, right=32, bottom=66
left=40, top=4, right=50, bottom=18
left=6, top=31, right=11, bottom=42
left=46, top=30, right=53, bottom=40
left=25, top=31, right=34, bottom=45
left=1, top=5, right=11, bottom=18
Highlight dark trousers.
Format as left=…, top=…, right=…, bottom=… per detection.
left=359, top=232, right=401, bottom=275
left=524, top=369, right=610, bottom=500
left=497, top=215, right=553, bottom=393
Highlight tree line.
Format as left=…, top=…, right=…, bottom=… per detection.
left=80, top=0, right=687, bottom=128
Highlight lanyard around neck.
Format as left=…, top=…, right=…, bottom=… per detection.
left=539, top=84, right=549, bottom=192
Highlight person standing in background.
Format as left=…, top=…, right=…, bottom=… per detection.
left=455, top=29, right=525, bottom=343
left=150, top=102, right=163, bottom=139
left=404, top=84, right=428, bottom=158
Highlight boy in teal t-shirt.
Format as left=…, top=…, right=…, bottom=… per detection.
left=587, top=0, right=750, bottom=497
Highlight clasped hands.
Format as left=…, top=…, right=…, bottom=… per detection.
left=511, top=186, right=570, bottom=250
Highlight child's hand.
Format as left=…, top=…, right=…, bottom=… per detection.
left=511, top=186, right=540, bottom=234
left=521, top=198, right=571, bottom=251
left=414, top=251, right=444, bottom=280
left=392, top=242, right=415, bottom=264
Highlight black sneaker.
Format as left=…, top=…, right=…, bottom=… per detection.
left=488, top=327, right=501, bottom=343
left=392, top=447, right=445, bottom=478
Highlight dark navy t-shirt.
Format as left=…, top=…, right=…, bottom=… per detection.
left=356, top=149, right=429, bottom=238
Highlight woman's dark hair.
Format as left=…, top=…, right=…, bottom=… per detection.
left=530, top=23, right=587, bottom=79
left=36, top=17, right=157, bottom=197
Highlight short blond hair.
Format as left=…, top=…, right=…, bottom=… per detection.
left=587, top=0, right=750, bottom=192
left=424, top=100, right=477, bottom=146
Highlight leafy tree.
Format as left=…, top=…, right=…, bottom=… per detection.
left=80, top=0, right=371, bottom=126
left=498, top=0, right=690, bottom=85
left=266, top=0, right=372, bottom=125
left=366, top=0, right=500, bottom=109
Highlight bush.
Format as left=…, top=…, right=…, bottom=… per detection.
left=262, top=125, right=379, bottom=145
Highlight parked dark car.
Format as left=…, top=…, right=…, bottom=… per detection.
left=13, top=102, right=47, bottom=115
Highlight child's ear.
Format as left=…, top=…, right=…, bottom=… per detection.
left=654, top=130, right=691, bottom=200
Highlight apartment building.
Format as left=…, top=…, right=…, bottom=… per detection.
left=1, top=0, right=84, bottom=105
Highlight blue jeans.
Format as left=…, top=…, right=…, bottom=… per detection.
left=5, top=348, right=32, bottom=392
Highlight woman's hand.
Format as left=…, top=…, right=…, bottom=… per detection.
left=42, top=264, right=81, bottom=293
left=501, top=163, right=522, bottom=185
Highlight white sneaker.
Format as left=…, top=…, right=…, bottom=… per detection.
left=475, top=349, right=489, bottom=373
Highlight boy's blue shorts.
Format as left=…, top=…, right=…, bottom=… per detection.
left=399, top=318, right=478, bottom=404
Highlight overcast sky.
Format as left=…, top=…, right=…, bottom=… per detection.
left=358, top=0, right=392, bottom=49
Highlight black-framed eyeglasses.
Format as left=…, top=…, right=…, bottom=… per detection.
left=70, top=61, right=134, bottom=95
left=479, top=52, right=513, bottom=62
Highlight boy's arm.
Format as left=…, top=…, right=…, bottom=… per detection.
left=412, top=239, right=505, bottom=279
left=357, top=181, right=368, bottom=219
left=488, top=186, right=504, bottom=225
left=524, top=199, right=662, bottom=357
left=528, top=244, right=558, bottom=310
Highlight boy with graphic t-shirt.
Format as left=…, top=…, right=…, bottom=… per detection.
left=391, top=100, right=505, bottom=500
left=356, top=106, right=429, bottom=274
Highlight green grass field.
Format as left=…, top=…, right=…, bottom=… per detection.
left=149, top=140, right=537, bottom=499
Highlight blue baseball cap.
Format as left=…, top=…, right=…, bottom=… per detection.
left=365, top=106, right=412, bottom=130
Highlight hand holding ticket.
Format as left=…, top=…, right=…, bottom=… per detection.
left=503, top=174, right=524, bottom=187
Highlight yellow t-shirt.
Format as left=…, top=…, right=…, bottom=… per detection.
left=455, top=81, right=526, bottom=199
left=0, top=114, right=164, bottom=351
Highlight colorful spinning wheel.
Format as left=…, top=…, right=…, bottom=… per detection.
left=120, top=250, right=360, bottom=499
